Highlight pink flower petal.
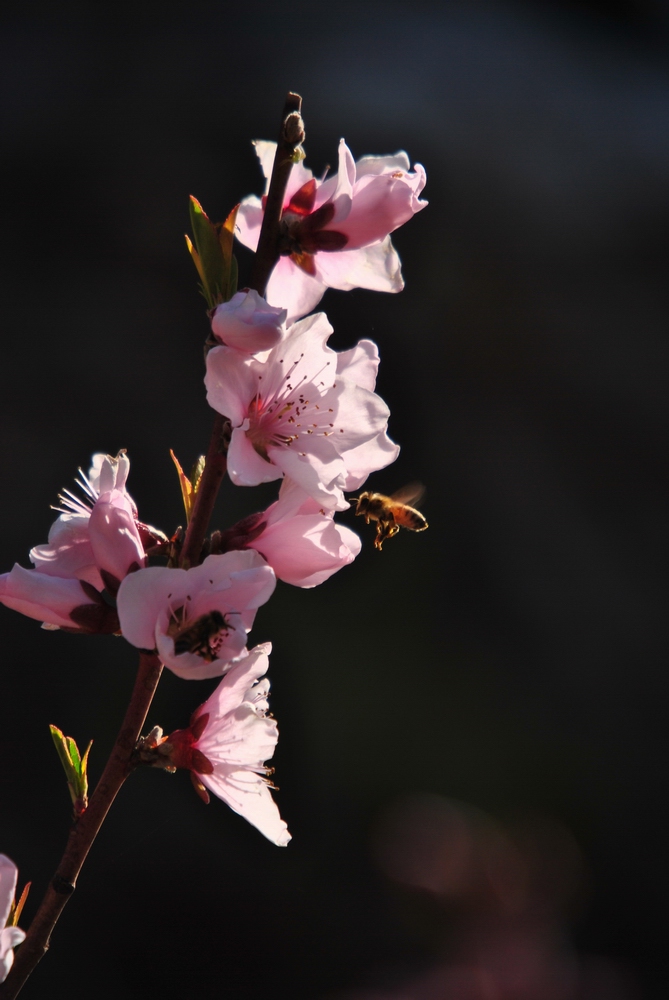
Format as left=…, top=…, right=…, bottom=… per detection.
left=342, top=433, right=401, bottom=492
left=88, top=491, right=145, bottom=582
left=271, top=443, right=348, bottom=511
left=90, top=451, right=131, bottom=495
left=196, top=642, right=271, bottom=719
left=210, top=290, right=286, bottom=354
left=205, top=345, right=261, bottom=428
left=330, top=380, right=393, bottom=453
left=252, top=512, right=361, bottom=587
left=0, top=855, right=18, bottom=929
left=30, top=515, right=103, bottom=590
left=186, top=553, right=276, bottom=620
left=335, top=339, right=380, bottom=392
left=0, top=564, right=91, bottom=629
left=313, top=138, right=354, bottom=222
left=337, top=162, right=427, bottom=249
left=116, top=565, right=177, bottom=649
left=315, top=237, right=403, bottom=293
left=201, top=766, right=291, bottom=846
left=265, top=256, right=327, bottom=325
left=0, top=856, right=25, bottom=981
left=227, top=426, right=282, bottom=487
left=353, top=151, right=413, bottom=177
left=235, top=196, right=263, bottom=252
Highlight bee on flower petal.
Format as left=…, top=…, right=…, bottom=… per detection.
left=170, top=610, right=234, bottom=662
left=354, top=483, right=428, bottom=551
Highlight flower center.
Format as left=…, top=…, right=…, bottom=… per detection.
left=245, top=353, right=341, bottom=461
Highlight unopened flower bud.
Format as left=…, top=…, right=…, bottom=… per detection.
left=210, top=289, right=286, bottom=354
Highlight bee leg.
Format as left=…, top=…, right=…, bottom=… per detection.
left=374, top=520, right=392, bottom=550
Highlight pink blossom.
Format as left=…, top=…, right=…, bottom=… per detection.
left=249, top=479, right=361, bottom=587
left=237, top=139, right=427, bottom=321
left=30, top=451, right=146, bottom=592
left=0, top=565, right=115, bottom=631
left=166, top=643, right=290, bottom=846
left=0, top=855, right=26, bottom=984
left=205, top=312, right=399, bottom=511
left=0, top=452, right=153, bottom=632
left=210, top=289, right=287, bottom=354
left=116, top=551, right=276, bottom=680
left=29, top=451, right=147, bottom=591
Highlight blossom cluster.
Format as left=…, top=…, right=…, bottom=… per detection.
left=0, top=135, right=426, bottom=849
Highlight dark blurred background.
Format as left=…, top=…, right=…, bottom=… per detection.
left=1, top=1, right=668, bottom=997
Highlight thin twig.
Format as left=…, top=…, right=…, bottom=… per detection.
left=249, top=91, right=304, bottom=297
left=179, top=91, right=304, bottom=569
left=179, top=412, right=230, bottom=568
left=0, top=653, right=163, bottom=1000
left=2, top=93, right=305, bottom=998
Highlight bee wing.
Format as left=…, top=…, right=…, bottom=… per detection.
left=389, top=482, right=425, bottom=507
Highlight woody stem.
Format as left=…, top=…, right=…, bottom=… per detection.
left=179, top=91, right=304, bottom=569
left=249, top=91, right=304, bottom=296
left=1, top=92, right=306, bottom=999
left=0, top=653, right=163, bottom=1000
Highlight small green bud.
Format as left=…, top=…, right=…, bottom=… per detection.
left=170, top=450, right=206, bottom=524
left=49, top=725, right=92, bottom=818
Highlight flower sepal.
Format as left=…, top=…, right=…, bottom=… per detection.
left=208, top=511, right=267, bottom=555
left=133, top=720, right=215, bottom=803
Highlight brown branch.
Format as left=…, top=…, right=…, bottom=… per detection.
left=249, top=91, right=304, bottom=297
left=180, top=92, right=304, bottom=570
left=1, top=93, right=307, bottom=998
left=0, top=653, right=163, bottom=1000
left=179, top=412, right=230, bottom=568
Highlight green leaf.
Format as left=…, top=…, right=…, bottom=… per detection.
left=170, top=450, right=206, bottom=523
left=187, top=199, right=240, bottom=309
left=49, top=724, right=91, bottom=813
left=188, top=197, right=226, bottom=309
left=50, top=725, right=74, bottom=773
left=80, top=740, right=93, bottom=798
left=184, top=234, right=206, bottom=286
left=66, top=736, right=81, bottom=773
left=219, top=203, right=238, bottom=270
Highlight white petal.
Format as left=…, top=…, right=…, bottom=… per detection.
left=315, top=236, right=404, bottom=293
left=201, top=769, right=291, bottom=846
left=227, top=427, right=282, bottom=487
left=0, top=855, right=18, bottom=929
left=265, top=257, right=326, bottom=324
left=198, top=644, right=272, bottom=720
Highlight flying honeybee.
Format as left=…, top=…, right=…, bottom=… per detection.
left=354, top=483, right=428, bottom=551
left=170, top=610, right=234, bottom=662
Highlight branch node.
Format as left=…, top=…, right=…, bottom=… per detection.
left=51, top=876, right=75, bottom=896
